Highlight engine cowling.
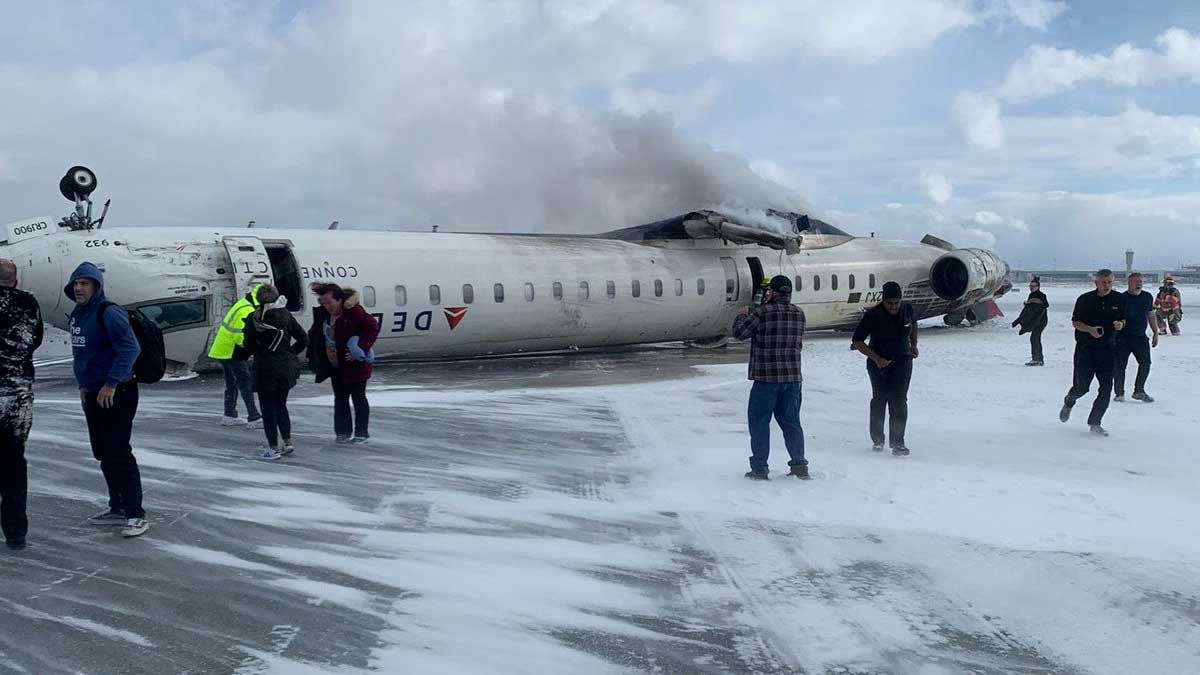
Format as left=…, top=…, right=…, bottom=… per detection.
left=929, top=248, right=1010, bottom=303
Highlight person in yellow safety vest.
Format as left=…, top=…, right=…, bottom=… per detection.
left=209, top=285, right=264, bottom=428
left=1153, top=275, right=1183, bottom=336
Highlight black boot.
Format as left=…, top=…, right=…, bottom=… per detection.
left=789, top=465, right=811, bottom=480
left=744, top=471, right=769, bottom=481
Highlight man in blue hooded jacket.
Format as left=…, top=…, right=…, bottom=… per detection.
left=66, top=262, right=148, bottom=538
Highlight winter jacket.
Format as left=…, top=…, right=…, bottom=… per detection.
left=244, top=306, right=308, bottom=392
left=208, top=287, right=262, bottom=361
left=0, top=286, right=44, bottom=398
left=1011, top=291, right=1049, bottom=335
left=732, top=292, right=806, bottom=383
left=64, top=262, right=140, bottom=392
left=306, top=288, right=380, bottom=384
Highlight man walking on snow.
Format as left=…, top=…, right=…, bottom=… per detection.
left=1060, top=269, right=1126, bottom=436
left=67, top=262, right=148, bottom=537
left=208, top=285, right=265, bottom=429
left=1113, top=272, right=1157, bottom=403
left=733, top=275, right=809, bottom=480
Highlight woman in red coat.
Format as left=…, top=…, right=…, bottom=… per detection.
left=307, top=283, right=380, bottom=443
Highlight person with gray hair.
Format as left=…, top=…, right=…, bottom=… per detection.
left=1060, top=269, right=1127, bottom=436
left=0, top=259, right=44, bottom=550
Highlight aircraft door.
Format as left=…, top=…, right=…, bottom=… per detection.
left=221, top=236, right=274, bottom=298
left=720, top=257, right=739, bottom=302
left=746, top=257, right=764, bottom=303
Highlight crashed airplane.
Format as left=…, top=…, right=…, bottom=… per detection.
left=4, top=166, right=1011, bottom=372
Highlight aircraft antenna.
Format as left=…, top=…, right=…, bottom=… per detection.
left=328, top=220, right=339, bottom=230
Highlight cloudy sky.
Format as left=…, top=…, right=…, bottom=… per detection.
left=2, top=1, right=1199, bottom=269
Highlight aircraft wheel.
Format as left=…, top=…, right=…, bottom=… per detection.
left=59, top=165, right=98, bottom=200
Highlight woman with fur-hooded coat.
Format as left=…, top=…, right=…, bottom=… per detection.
left=307, top=283, right=380, bottom=443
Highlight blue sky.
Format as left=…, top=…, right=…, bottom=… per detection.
left=1, top=1, right=1198, bottom=270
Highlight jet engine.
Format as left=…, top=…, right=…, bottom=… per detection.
left=928, top=248, right=1010, bottom=303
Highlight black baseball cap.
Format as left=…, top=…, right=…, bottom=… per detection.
left=882, top=281, right=902, bottom=300
left=769, top=275, right=792, bottom=293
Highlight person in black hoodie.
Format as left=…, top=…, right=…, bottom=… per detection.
left=0, top=259, right=43, bottom=550
left=243, top=286, right=308, bottom=460
left=1012, top=276, right=1049, bottom=365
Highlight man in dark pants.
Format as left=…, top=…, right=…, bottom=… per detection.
left=1113, top=272, right=1157, bottom=403
left=852, top=281, right=918, bottom=456
left=1060, top=269, right=1127, bottom=436
left=0, top=259, right=43, bottom=550
left=733, top=275, right=808, bottom=480
left=1012, top=276, right=1048, bottom=365
left=66, top=262, right=148, bottom=537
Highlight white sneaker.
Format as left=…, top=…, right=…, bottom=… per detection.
left=260, top=447, right=282, bottom=461
left=121, top=518, right=149, bottom=537
left=280, top=441, right=295, bottom=457
left=221, top=416, right=243, bottom=427
left=247, top=417, right=264, bottom=430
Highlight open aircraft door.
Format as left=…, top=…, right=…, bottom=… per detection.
left=221, top=236, right=275, bottom=298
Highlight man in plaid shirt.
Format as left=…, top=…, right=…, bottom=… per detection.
left=733, top=275, right=809, bottom=480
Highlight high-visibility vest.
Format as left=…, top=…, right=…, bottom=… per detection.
left=207, top=287, right=261, bottom=359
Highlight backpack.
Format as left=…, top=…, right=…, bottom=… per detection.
left=99, top=302, right=168, bottom=384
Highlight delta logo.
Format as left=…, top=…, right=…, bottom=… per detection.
left=443, top=306, right=468, bottom=330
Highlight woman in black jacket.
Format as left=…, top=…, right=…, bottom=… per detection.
left=244, top=286, right=308, bottom=459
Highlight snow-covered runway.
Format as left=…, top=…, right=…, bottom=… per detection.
left=2, top=286, right=1197, bottom=674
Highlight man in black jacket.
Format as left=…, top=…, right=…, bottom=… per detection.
left=852, top=281, right=919, bottom=456
left=0, top=259, right=44, bottom=550
left=1060, top=269, right=1126, bottom=436
left=1012, top=276, right=1049, bottom=365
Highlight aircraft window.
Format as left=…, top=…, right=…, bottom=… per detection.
left=136, top=299, right=206, bottom=332
left=524, top=282, right=535, bottom=302
left=632, top=280, right=641, bottom=298
left=849, top=274, right=856, bottom=290
left=462, top=284, right=474, bottom=304
left=832, top=275, right=839, bottom=291
left=794, top=276, right=802, bottom=292
left=363, top=285, right=377, bottom=308
left=494, top=283, right=505, bottom=303
left=553, top=282, right=563, bottom=300
left=579, top=281, right=589, bottom=300
left=697, top=278, right=705, bottom=295
left=725, top=278, right=735, bottom=297
left=395, top=285, right=407, bottom=307
left=674, top=279, right=683, bottom=296
left=654, top=279, right=663, bottom=297
left=813, top=275, right=821, bottom=291
left=606, top=281, right=616, bottom=299
left=429, top=285, right=441, bottom=305
left=869, top=273, right=876, bottom=288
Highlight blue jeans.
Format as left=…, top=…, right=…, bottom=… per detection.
left=222, top=360, right=259, bottom=420
left=747, top=381, right=806, bottom=474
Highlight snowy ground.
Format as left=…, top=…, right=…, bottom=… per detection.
left=2, top=285, right=1197, bottom=674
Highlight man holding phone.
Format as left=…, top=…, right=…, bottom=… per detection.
left=1060, top=269, right=1127, bottom=436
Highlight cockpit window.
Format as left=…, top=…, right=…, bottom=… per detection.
left=135, top=299, right=207, bottom=331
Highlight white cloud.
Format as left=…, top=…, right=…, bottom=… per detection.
left=996, top=27, right=1200, bottom=104
left=973, top=210, right=1005, bottom=226
left=984, top=0, right=1068, bottom=31
left=920, top=171, right=955, bottom=203
left=609, top=78, right=721, bottom=125
left=953, top=91, right=1005, bottom=149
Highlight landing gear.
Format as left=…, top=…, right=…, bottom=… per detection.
left=59, top=165, right=98, bottom=200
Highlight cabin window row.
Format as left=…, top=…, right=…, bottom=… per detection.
left=791, top=273, right=876, bottom=293
left=370, top=279, right=707, bottom=308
